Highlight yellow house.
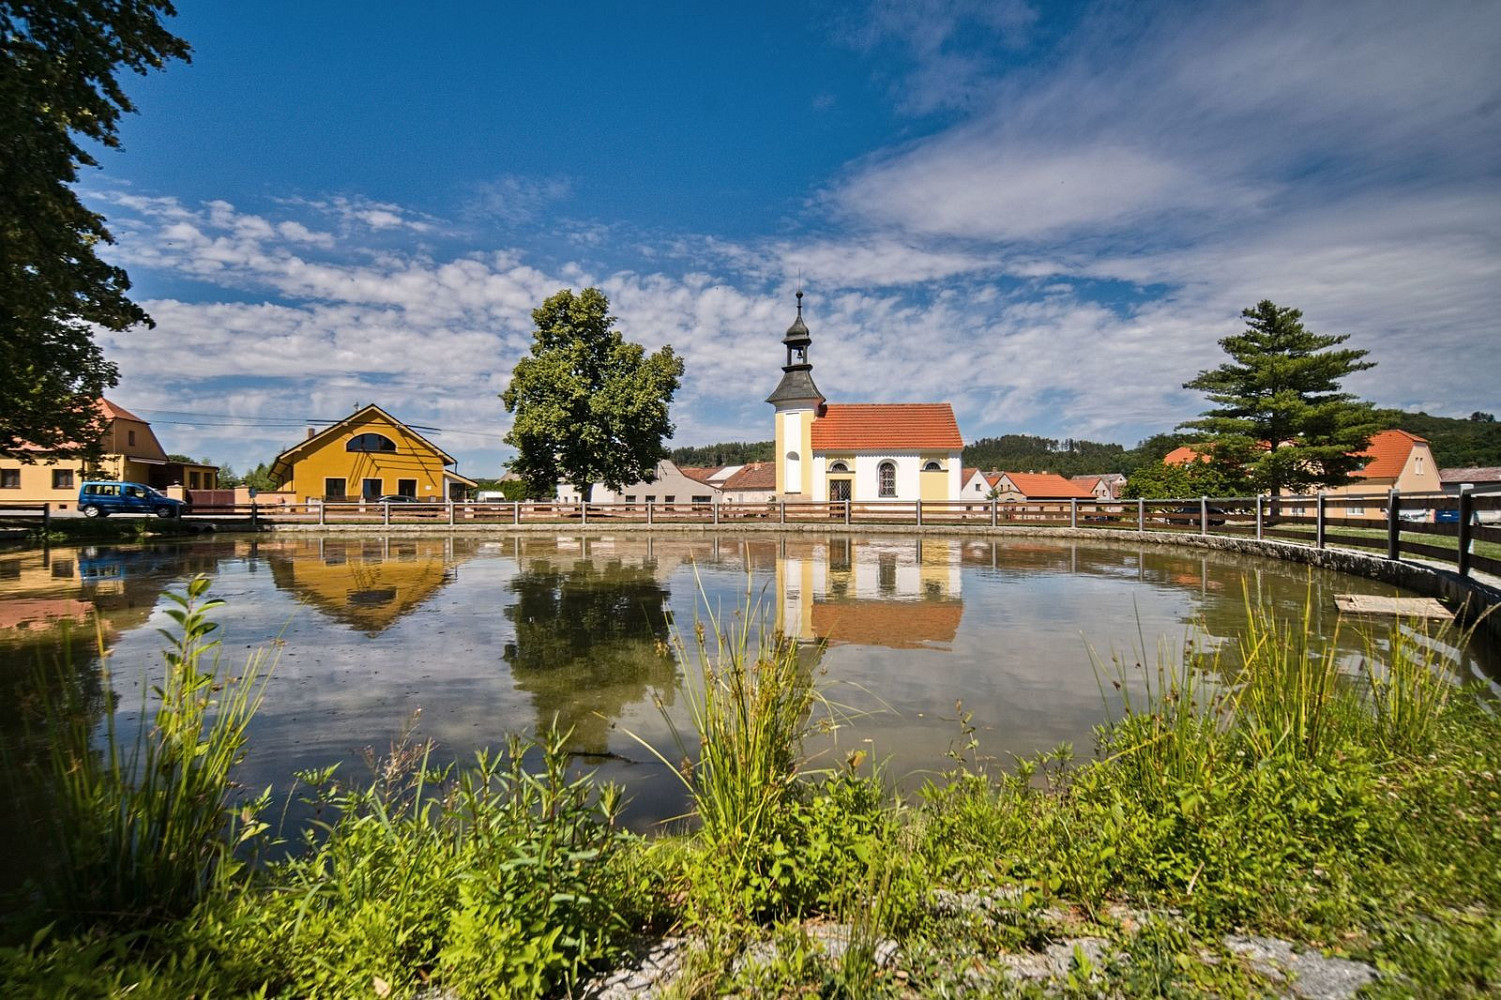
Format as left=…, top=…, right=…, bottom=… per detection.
left=0, top=399, right=217, bottom=510
left=270, top=404, right=477, bottom=502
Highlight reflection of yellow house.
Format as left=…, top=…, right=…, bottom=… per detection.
left=263, top=536, right=459, bottom=634
left=0, top=399, right=217, bottom=509
left=776, top=537, right=963, bottom=648
left=270, top=404, right=476, bottom=503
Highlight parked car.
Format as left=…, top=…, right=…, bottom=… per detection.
left=77, top=481, right=187, bottom=519
left=1171, top=505, right=1227, bottom=526
left=376, top=494, right=422, bottom=503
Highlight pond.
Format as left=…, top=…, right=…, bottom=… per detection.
left=1, top=532, right=1494, bottom=891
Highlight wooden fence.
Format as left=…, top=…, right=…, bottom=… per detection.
left=170, top=490, right=1501, bottom=582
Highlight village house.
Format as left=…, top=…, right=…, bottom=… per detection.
left=1320, top=429, right=1440, bottom=518
left=0, top=399, right=217, bottom=510
left=270, top=404, right=476, bottom=503
left=1071, top=473, right=1127, bottom=501
left=990, top=471, right=1098, bottom=504
left=555, top=460, right=719, bottom=508
left=1439, top=466, right=1501, bottom=497
left=768, top=293, right=964, bottom=504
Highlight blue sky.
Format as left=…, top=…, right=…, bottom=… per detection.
left=83, top=0, right=1500, bottom=477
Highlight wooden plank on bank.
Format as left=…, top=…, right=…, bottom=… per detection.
left=1334, top=594, right=1453, bottom=620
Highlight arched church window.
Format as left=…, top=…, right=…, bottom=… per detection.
left=878, top=461, right=896, bottom=498
left=347, top=433, right=397, bottom=453
left=829, top=461, right=849, bottom=473
left=922, top=460, right=942, bottom=472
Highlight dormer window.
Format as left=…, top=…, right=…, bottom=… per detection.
left=347, top=433, right=397, bottom=453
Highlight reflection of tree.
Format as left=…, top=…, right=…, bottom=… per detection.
left=504, top=559, right=676, bottom=754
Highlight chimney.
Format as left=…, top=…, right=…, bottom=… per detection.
left=306, top=427, right=316, bottom=440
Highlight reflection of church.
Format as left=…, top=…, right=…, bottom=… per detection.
left=776, top=537, right=963, bottom=649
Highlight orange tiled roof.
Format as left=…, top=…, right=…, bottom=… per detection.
left=811, top=404, right=963, bottom=451
left=999, top=471, right=1097, bottom=499
left=722, top=461, right=775, bottom=490
left=1353, top=429, right=1428, bottom=479
left=99, top=398, right=145, bottom=422
left=676, top=466, right=721, bottom=486
left=962, top=466, right=978, bottom=484
left=1163, top=445, right=1209, bottom=466
left=1070, top=475, right=1102, bottom=490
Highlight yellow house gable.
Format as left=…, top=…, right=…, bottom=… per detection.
left=272, top=405, right=472, bottom=502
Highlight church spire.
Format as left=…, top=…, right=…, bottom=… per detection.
left=766, top=290, right=824, bottom=408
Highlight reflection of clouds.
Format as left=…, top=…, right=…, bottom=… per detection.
left=18, top=532, right=1485, bottom=819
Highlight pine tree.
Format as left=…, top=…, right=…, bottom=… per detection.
left=1181, top=301, right=1380, bottom=496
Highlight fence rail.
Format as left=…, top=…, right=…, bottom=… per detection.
left=157, top=489, right=1499, bottom=582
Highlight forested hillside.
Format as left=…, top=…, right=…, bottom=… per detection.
left=666, top=411, right=1498, bottom=481
left=669, top=441, right=774, bottom=466
left=1376, top=410, right=1500, bottom=467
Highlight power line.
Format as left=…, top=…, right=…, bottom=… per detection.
left=131, top=408, right=497, bottom=440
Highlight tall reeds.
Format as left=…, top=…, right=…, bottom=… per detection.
left=41, top=574, right=273, bottom=927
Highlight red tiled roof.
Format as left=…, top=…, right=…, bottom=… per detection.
left=99, top=398, right=145, bottom=422
left=1439, top=466, right=1501, bottom=484
left=1163, top=445, right=1209, bottom=466
left=998, top=471, right=1097, bottom=499
left=1353, top=429, right=1428, bottom=479
left=811, top=404, right=963, bottom=451
left=962, top=466, right=978, bottom=484
left=1070, top=475, right=1101, bottom=490
left=676, top=466, right=721, bottom=486
left=722, top=461, right=775, bottom=490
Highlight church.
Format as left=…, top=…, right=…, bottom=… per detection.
left=767, top=293, right=964, bottom=503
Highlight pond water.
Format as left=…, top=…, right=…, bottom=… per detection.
left=1, top=532, right=1495, bottom=890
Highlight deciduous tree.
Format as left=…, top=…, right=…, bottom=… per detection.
left=1, top=1, right=189, bottom=458
left=1181, top=301, right=1380, bottom=496
left=502, top=288, right=684, bottom=501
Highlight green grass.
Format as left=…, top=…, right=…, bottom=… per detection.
left=2, top=581, right=1498, bottom=998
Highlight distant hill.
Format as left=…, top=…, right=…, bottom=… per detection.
left=669, top=412, right=1499, bottom=482
left=1376, top=410, right=1500, bottom=468
left=670, top=441, right=774, bottom=467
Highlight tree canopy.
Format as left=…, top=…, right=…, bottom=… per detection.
left=502, top=288, right=684, bottom=501
left=1, top=1, right=189, bottom=459
left=1180, top=301, right=1380, bottom=495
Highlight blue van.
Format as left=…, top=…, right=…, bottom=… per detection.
left=77, top=481, right=188, bottom=519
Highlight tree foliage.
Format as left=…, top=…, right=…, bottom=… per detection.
left=1375, top=409, right=1501, bottom=468
left=1181, top=301, right=1380, bottom=495
left=1, top=0, right=190, bottom=459
left=502, top=288, right=684, bottom=501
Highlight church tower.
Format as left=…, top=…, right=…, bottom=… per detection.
left=765, top=291, right=825, bottom=496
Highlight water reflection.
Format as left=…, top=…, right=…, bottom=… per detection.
left=504, top=556, right=676, bottom=755
left=0, top=531, right=1494, bottom=892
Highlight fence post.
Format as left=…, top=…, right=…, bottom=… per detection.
left=1256, top=494, right=1264, bottom=540
left=448, top=500, right=455, bottom=526
left=1315, top=492, right=1326, bottom=549
left=319, top=500, right=326, bottom=526
left=916, top=498, right=923, bottom=527
left=1458, top=489, right=1474, bottom=578
left=1200, top=496, right=1208, bottom=536
left=582, top=501, right=588, bottom=525
left=845, top=499, right=851, bottom=525
left=1137, top=498, right=1145, bottom=533
left=713, top=500, right=719, bottom=526
left=383, top=501, right=390, bottom=527
left=253, top=500, right=260, bottom=531
left=779, top=500, right=786, bottom=524
left=646, top=501, right=652, bottom=526
left=1386, top=489, right=1400, bottom=560
left=1070, top=498, right=1077, bottom=529
left=990, top=499, right=997, bottom=527
left=513, top=501, right=520, bottom=525
left=42, top=502, right=50, bottom=532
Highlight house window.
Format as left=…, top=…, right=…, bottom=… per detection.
left=0, top=469, right=18, bottom=489
left=325, top=478, right=347, bottom=499
left=923, top=461, right=943, bottom=472
left=52, top=469, right=74, bottom=490
left=362, top=478, right=383, bottom=499
left=127, top=429, right=136, bottom=447
left=829, top=461, right=849, bottom=473
left=188, top=471, right=200, bottom=490
left=397, top=479, right=417, bottom=497
left=1348, top=503, right=1365, bottom=516
left=878, top=461, right=896, bottom=498
left=1414, top=455, right=1424, bottom=476
left=664, top=495, right=675, bottom=508
left=625, top=495, right=636, bottom=503
left=692, top=495, right=711, bottom=505
left=346, top=433, right=397, bottom=453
